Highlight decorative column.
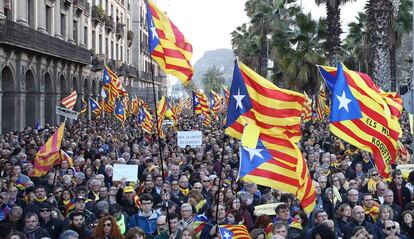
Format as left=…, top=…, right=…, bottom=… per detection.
left=37, top=0, right=47, bottom=32
left=0, top=0, right=5, bottom=19
left=40, top=93, right=45, bottom=128
left=54, top=0, right=62, bottom=38
left=68, top=3, right=74, bottom=43
left=16, top=0, right=28, bottom=25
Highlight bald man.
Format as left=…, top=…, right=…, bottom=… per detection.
left=342, top=205, right=378, bottom=239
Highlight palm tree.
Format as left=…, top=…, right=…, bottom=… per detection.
left=201, top=66, right=225, bottom=94
left=343, top=12, right=370, bottom=73
left=389, top=0, right=412, bottom=91
left=231, top=24, right=261, bottom=70
left=366, top=0, right=393, bottom=91
left=315, top=0, right=356, bottom=66
left=272, top=12, right=327, bottom=94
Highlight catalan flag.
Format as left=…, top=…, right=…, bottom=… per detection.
left=89, top=97, right=101, bottom=117
left=142, top=107, right=153, bottom=134
left=316, top=84, right=329, bottom=120
left=192, top=91, right=202, bottom=114
left=156, top=96, right=167, bottom=138
left=146, top=0, right=193, bottom=84
left=194, top=91, right=210, bottom=114
left=210, top=90, right=221, bottom=114
left=239, top=134, right=315, bottom=214
left=171, top=104, right=178, bottom=127
left=193, top=214, right=208, bottom=239
left=302, top=92, right=312, bottom=123
left=219, top=225, right=251, bottom=239
left=225, top=60, right=305, bottom=143
left=202, top=111, right=212, bottom=127
left=184, top=96, right=192, bottom=110
left=318, top=63, right=402, bottom=179
left=222, top=84, right=230, bottom=106
left=397, top=140, right=410, bottom=163
left=33, top=122, right=66, bottom=177
left=80, top=97, right=87, bottom=115
left=60, top=150, right=73, bottom=167
left=61, top=90, right=77, bottom=110
left=115, top=100, right=126, bottom=124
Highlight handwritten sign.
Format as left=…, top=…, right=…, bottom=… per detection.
left=177, top=131, right=202, bottom=148
left=254, top=203, right=283, bottom=216
left=113, top=164, right=138, bottom=182
left=56, top=106, right=79, bottom=120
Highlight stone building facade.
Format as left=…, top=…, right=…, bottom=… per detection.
left=0, top=0, right=152, bottom=133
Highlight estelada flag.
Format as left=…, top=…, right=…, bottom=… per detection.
left=318, top=63, right=402, bottom=179
left=146, top=0, right=193, bottom=84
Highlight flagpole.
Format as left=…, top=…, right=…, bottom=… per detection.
left=150, top=61, right=172, bottom=235
left=214, top=131, right=226, bottom=228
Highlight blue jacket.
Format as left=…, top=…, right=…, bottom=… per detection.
left=129, top=210, right=159, bottom=236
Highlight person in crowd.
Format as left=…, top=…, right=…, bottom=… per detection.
left=92, top=215, right=123, bottom=239
left=342, top=206, right=378, bottom=239
left=23, top=212, right=50, bottom=239
left=401, top=210, right=414, bottom=239
left=125, top=226, right=146, bottom=239
left=38, top=202, right=63, bottom=239
left=128, top=193, right=159, bottom=237
left=335, top=203, right=352, bottom=235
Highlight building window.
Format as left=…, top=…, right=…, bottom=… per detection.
left=28, top=0, right=35, bottom=27
left=46, top=5, right=52, bottom=34
left=105, top=37, right=109, bottom=56
left=127, top=49, right=130, bottom=64
left=99, top=34, right=102, bottom=54
left=116, top=43, right=119, bottom=60
left=121, top=46, right=123, bottom=61
left=61, top=14, right=66, bottom=38
left=73, top=20, right=78, bottom=44
left=92, top=30, right=96, bottom=51
left=111, top=40, right=114, bottom=59
left=105, top=0, right=108, bottom=13
left=84, top=26, right=88, bottom=46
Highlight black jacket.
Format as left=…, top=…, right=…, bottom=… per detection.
left=343, top=220, right=378, bottom=239
left=40, top=217, right=63, bottom=239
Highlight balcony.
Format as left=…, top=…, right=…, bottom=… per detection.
left=104, top=16, right=115, bottom=33
left=116, top=23, right=124, bottom=38
left=0, top=19, right=90, bottom=65
left=91, top=54, right=106, bottom=71
left=73, top=0, right=85, bottom=16
left=126, top=65, right=137, bottom=78
left=91, top=5, right=105, bottom=24
left=61, top=0, right=73, bottom=9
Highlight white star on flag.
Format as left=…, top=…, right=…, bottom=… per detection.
left=223, top=232, right=231, bottom=239
left=150, top=21, right=158, bottom=40
left=336, top=91, right=352, bottom=112
left=233, top=88, right=245, bottom=109
left=243, top=147, right=264, bottom=162
left=194, top=97, right=199, bottom=104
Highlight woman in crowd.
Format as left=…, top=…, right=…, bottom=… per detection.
left=93, top=215, right=123, bottom=239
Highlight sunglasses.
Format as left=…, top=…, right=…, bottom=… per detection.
left=385, top=226, right=396, bottom=231
left=40, top=209, right=51, bottom=212
left=371, top=173, right=379, bottom=176
left=104, top=223, right=112, bottom=227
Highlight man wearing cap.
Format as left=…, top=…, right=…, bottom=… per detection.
left=116, top=184, right=140, bottom=216
left=66, top=196, right=96, bottom=229
left=39, top=202, right=62, bottom=239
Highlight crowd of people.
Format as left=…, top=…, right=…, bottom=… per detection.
left=0, top=109, right=412, bottom=239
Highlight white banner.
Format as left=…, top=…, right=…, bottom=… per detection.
left=56, top=106, right=79, bottom=120
left=177, top=131, right=202, bottom=148
left=113, top=164, right=138, bottom=182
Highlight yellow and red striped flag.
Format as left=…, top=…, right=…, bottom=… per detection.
left=61, top=90, right=77, bottom=110
left=210, top=90, right=221, bottom=115
left=157, top=96, right=167, bottom=138
left=79, top=97, right=87, bottom=115
left=318, top=63, right=402, bottom=179
left=33, top=122, right=66, bottom=177
left=60, top=150, right=73, bottom=167
left=142, top=107, right=153, bottom=134
left=316, top=84, right=329, bottom=120
left=146, top=0, right=193, bottom=84
left=219, top=225, right=251, bottom=239
left=222, top=84, right=230, bottom=106
left=302, top=92, right=312, bottom=123
left=225, top=60, right=305, bottom=143
left=184, top=96, right=192, bottom=110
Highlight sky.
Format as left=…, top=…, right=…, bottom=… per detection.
left=155, top=0, right=367, bottom=86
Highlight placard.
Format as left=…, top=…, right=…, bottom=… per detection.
left=113, top=164, right=138, bottom=182
left=177, top=131, right=202, bottom=148
left=56, top=106, right=79, bottom=120
left=254, top=202, right=283, bottom=216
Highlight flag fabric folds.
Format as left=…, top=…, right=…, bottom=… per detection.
left=60, top=150, right=73, bottom=167
left=193, top=214, right=208, bottom=239
left=33, top=122, right=66, bottom=177
left=192, top=91, right=202, bottom=114
left=142, top=107, right=154, bottom=134
left=219, top=225, right=251, bottom=239
left=239, top=135, right=315, bottom=214
left=146, top=0, right=193, bottom=84
left=80, top=97, right=87, bottom=115
left=156, top=96, right=167, bottom=138
left=225, top=60, right=306, bottom=143
left=302, top=92, right=312, bottom=123
left=61, top=90, right=77, bottom=110
left=89, top=97, right=101, bottom=117
left=318, top=63, right=402, bottom=179
left=210, top=90, right=221, bottom=114
left=222, top=84, right=230, bottom=107
left=316, top=84, right=329, bottom=120
left=115, top=100, right=126, bottom=123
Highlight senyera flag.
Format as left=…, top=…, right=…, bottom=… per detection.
left=146, top=0, right=193, bottom=84
left=33, top=122, right=66, bottom=177
left=318, top=63, right=402, bottom=179
left=61, top=90, right=77, bottom=110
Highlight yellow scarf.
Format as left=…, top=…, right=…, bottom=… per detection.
left=35, top=197, right=47, bottom=203
left=195, top=199, right=206, bottom=213
left=179, top=187, right=189, bottom=196
left=364, top=203, right=380, bottom=222
left=367, top=178, right=378, bottom=193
